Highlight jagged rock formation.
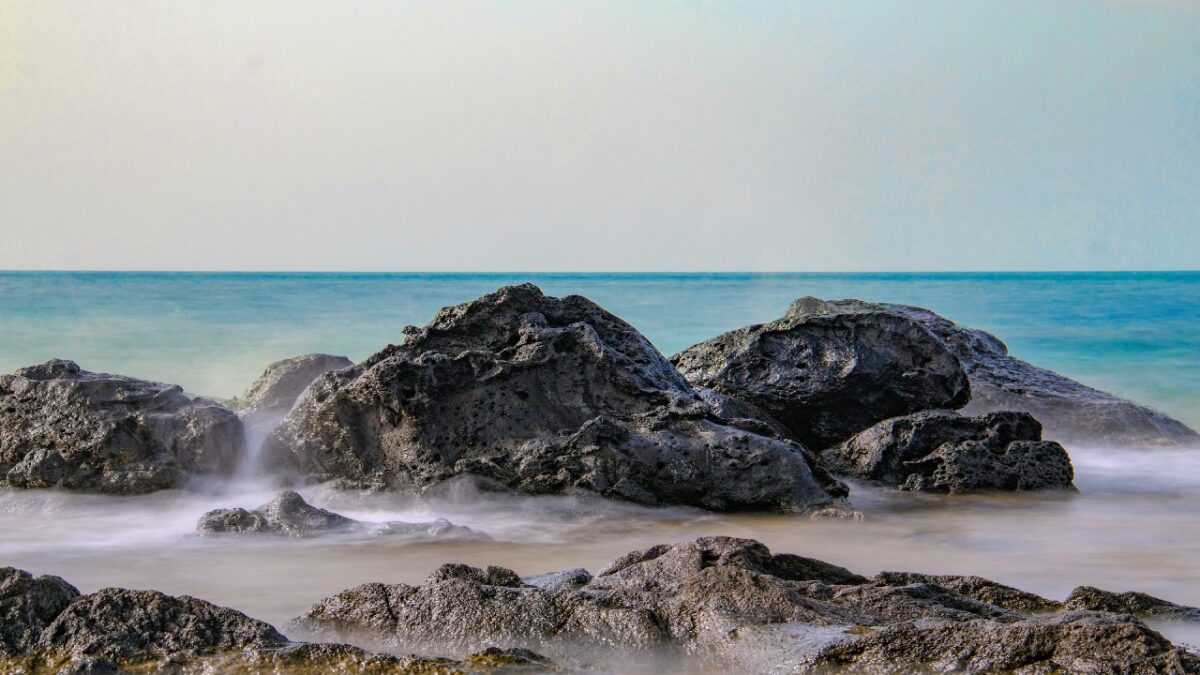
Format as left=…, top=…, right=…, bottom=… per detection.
left=787, top=297, right=1200, bottom=447
left=0, top=360, right=243, bottom=494
left=196, top=490, right=482, bottom=540
left=291, top=536, right=1200, bottom=673
left=824, top=410, right=1075, bottom=492
left=671, top=300, right=971, bottom=448
left=233, top=354, right=354, bottom=452
left=263, top=284, right=837, bottom=512
left=1065, top=586, right=1200, bottom=620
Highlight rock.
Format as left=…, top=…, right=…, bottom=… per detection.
left=789, top=297, right=1200, bottom=447
left=292, top=536, right=1200, bottom=673
left=0, top=360, right=244, bottom=494
left=263, top=284, right=836, bottom=513
left=35, top=588, right=288, bottom=666
left=825, top=410, right=1076, bottom=492
left=811, top=611, right=1200, bottom=674
left=0, top=568, right=81, bottom=657
left=196, top=490, right=483, bottom=539
left=185, top=643, right=554, bottom=673
left=671, top=299, right=971, bottom=448
left=1065, top=586, right=1200, bottom=620
left=235, top=354, right=353, bottom=449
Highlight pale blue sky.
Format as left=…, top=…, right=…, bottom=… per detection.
left=1, top=1, right=1197, bottom=271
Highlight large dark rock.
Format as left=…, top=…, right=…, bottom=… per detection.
left=0, top=360, right=244, bottom=494
left=262, top=284, right=837, bottom=513
left=291, top=536, right=1200, bottom=672
left=788, top=297, right=1200, bottom=447
left=0, top=568, right=81, bottom=657
left=671, top=299, right=971, bottom=448
left=196, top=490, right=482, bottom=540
left=824, top=410, right=1076, bottom=492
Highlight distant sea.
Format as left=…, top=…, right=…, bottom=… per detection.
left=1, top=272, right=1196, bottom=430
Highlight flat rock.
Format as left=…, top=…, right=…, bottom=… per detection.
left=263, top=284, right=837, bottom=512
left=1065, top=586, right=1200, bottom=620
left=825, top=410, right=1076, bottom=492
left=0, top=360, right=244, bottom=494
left=291, top=536, right=1200, bottom=673
left=789, top=297, right=1200, bottom=447
left=671, top=299, right=970, bottom=448
left=196, top=490, right=483, bottom=539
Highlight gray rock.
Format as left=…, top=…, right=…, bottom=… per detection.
left=671, top=299, right=970, bottom=448
left=789, top=297, right=1200, bottom=447
left=263, top=284, right=836, bottom=512
left=0, top=360, right=244, bottom=494
left=521, top=568, right=593, bottom=591
left=196, top=490, right=482, bottom=540
left=874, top=571, right=1062, bottom=613
left=825, top=410, right=1076, bottom=492
left=811, top=610, right=1199, bottom=674
left=234, top=354, right=354, bottom=455
left=1065, top=586, right=1200, bottom=620
left=0, top=568, right=81, bottom=657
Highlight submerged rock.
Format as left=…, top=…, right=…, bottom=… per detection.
left=196, top=490, right=482, bottom=539
left=292, top=536, right=1200, bottom=673
left=789, top=297, right=1200, bottom=447
left=263, top=284, right=836, bottom=512
left=825, top=410, right=1075, bottom=492
left=0, top=360, right=244, bottom=494
left=671, top=300, right=971, bottom=448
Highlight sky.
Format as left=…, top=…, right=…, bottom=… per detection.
left=1, top=1, right=1197, bottom=272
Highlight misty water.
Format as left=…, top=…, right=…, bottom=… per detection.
left=2, top=272, right=1199, bottom=664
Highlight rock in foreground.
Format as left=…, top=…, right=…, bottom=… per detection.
left=291, top=536, right=1200, bottom=673
left=824, top=410, right=1075, bottom=492
left=197, top=490, right=482, bottom=539
left=671, top=299, right=971, bottom=448
left=264, top=284, right=836, bottom=512
left=0, top=360, right=244, bottom=494
left=791, top=297, right=1200, bottom=447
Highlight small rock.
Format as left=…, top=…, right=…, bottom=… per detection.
left=1065, top=586, right=1200, bottom=620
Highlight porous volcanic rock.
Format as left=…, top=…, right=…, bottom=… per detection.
left=291, top=536, right=1200, bottom=673
left=824, top=410, right=1076, bottom=492
left=0, top=568, right=81, bottom=658
left=196, top=490, right=482, bottom=539
left=787, top=297, right=1200, bottom=447
left=1065, top=586, right=1200, bottom=620
left=0, top=360, right=244, bottom=494
left=234, top=353, right=353, bottom=441
left=262, top=284, right=837, bottom=512
left=670, top=300, right=971, bottom=448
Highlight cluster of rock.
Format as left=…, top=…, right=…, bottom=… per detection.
left=0, top=566, right=550, bottom=673
left=2, top=285, right=1196, bottom=502
left=289, top=536, right=1200, bottom=673
left=196, top=489, right=483, bottom=540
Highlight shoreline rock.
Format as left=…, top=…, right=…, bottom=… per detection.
left=824, top=410, right=1076, bottom=492
left=0, top=360, right=244, bottom=494
left=196, top=490, right=484, bottom=540
left=263, top=284, right=838, bottom=513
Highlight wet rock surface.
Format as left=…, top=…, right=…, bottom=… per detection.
left=785, top=297, right=1200, bottom=447
left=196, top=490, right=482, bottom=539
left=1065, top=586, right=1200, bottom=620
left=234, top=353, right=354, bottom=447
left=671, top=298, right=971, bottom=449
left=0, top=360, right=244, bottom=494
left=0, top=568, right=81, bottom=658
left=263, top=284, right=835, bottom=512
left=825, top=410, right=1075, bottom=492
left=290, top=536, right=1200, bottom=673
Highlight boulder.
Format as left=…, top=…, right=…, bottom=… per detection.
left=234, top=354, right=353, bottom=441
left=1065, top=586, right=1200, bottom=620
left=824, top=410, right=1076, bottom=492
left=263, top=284, right=837, bottom=512
left=0, top=568, right=81, bottom=657
left=790, top=297, right=1200, bottom=447
left=291, top=536, right=1200, bottom=672
left=0, top=360, right=244, bottom=494
left=671, top=299, right=970, bottom=448
left=196, top=490, right=482, bottom=539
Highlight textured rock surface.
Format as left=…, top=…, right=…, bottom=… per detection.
left=825, top=410, right=1075, bottom=492
left=235, top=354, right=354, bottom=452
left=0, top=568, right=81, bottom=657
left=1065, top=586, right=1200, bottom=620
left=263, top=284, right=836, bottom=512
left=786, top=297, right=1200, bottom=447
left=0, top=360, right=244, bottom=494
left=293, top=536, right=1200, bottom=673
left=197, top=490, right=482, bottom=539
left=671, top=299, right=970, bottom=448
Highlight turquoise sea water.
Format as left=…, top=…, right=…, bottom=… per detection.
left=1, top=271, right=1197, bottom=430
